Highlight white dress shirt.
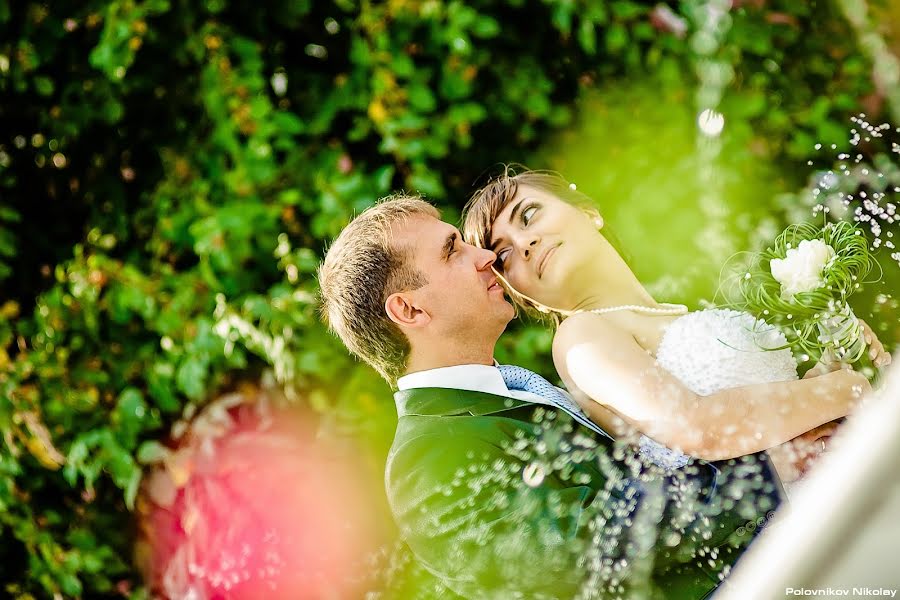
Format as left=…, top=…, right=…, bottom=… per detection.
left=396, top=363, right=574, bottom=409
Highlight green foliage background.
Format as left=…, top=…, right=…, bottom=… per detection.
left=0, top=0, right=897, bottom=597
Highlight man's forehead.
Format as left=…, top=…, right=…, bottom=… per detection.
left=392, top=213, right=453, bottom=246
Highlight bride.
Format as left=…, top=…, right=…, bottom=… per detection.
left=461, top=167, right=891, bottom=478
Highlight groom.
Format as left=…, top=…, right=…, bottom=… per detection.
left=319, top=195, right=784, bottom=599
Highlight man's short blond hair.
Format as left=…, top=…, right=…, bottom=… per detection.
left=318, top=194, right=440, bottom=383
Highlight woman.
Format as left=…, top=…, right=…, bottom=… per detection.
left=461, top=168, right=891, bottom=477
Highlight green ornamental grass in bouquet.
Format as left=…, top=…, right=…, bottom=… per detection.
left=732, top=220, right=882, bottom=376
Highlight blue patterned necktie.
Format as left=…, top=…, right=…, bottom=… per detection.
left=498, top=364, right=690, bottom=469
left=497, top=365, right=612, bottom=440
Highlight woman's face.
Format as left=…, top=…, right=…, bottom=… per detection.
left=487, top=184, right=602, bottom=309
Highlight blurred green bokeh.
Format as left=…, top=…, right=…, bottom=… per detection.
left=536, top=81, right=790, bottom=304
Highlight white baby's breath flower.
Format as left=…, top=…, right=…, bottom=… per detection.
left=769, top=239, right=835, bottom=297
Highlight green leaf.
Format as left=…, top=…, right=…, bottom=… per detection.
left=124, top=466, right=141, bottom=511
left=136, top=440, right=170, bottom=464
left=605, top=24, right=628, bottom=53
left=408, top=168, right=444, bottom=197
left=63, top=440, right=89, bottom=487
left=272, top=111, right=305, bottom=135
left=149, top=362, right=180, bottom=413
left=34, top=76, right=55, bottom=96
left=112, top=387, right=149, bottom=450
left=373, top=164, right=395, bottom=192
left=408, top=83, right=437, bottom=112
left=611, top=0, right=644, bottom=20
left=577, top=20, right=597, bottom=55
left=176, top=356, right=207, bottom=399
left=391, top=53, right=415, bottom=78
left=551, top=5, right=573, bottom=35
left=60, top=572, right=82, bottom=596
left=471, top=16, right=500, bottom=38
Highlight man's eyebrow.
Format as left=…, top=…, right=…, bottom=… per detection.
left=440, top=231, right=458, bottom=261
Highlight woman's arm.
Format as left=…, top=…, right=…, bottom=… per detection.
left=553, top=312, right=871, bottom=461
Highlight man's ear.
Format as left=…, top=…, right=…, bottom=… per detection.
left=385, top=292, right=430, bottom=328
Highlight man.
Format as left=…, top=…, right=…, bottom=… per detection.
left=318, top=195, right=783, bottom=599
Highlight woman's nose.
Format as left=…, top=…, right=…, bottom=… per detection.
left=521, top=237, right=538, bottom=259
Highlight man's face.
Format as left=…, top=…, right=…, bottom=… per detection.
left=394, top=214, right=514, bottom=340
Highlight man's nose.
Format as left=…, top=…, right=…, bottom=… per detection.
left=474, top=245, right=497, bottom=271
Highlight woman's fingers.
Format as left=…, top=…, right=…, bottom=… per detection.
left=802, top=362, right=830, bottom=379
left=858, top=319, right=880, bottom=351
left=859, top=319, right=892, bottom=368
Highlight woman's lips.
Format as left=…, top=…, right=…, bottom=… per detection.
left=537, top=244, right=559, bottom=278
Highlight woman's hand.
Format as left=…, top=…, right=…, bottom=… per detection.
left=859, top=318, right=892, bottom=368
left=802, top=318, right=891, bottom=380
left=802, top=350, right=843, bottom=380
left=768, top=420, right=841, bottom=483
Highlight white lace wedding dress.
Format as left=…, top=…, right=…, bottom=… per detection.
left=638, top=308, right=799, bottom=469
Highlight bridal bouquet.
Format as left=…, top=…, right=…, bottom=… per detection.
left=732, top=220, right=879, bottom=368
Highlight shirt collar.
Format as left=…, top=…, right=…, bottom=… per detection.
left=397, top=363, right=511, bottom=398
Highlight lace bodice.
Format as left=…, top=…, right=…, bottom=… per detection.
left=639, top=308, right=799, bottom=469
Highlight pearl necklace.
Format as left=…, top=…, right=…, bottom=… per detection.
left=579, top=302, right=689, bottom=316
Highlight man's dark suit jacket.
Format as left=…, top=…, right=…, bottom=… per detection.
left=385, top=387, right=783, bottom=599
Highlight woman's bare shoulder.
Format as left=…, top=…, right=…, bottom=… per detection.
left=554, top=312, right=629, bottom=351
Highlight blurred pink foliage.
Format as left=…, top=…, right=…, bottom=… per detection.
left=136, top=385, right=380, bottom=599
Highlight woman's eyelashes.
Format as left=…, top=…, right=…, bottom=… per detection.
left=492, top=205, right=540, bottom=270
left=495, top=205, right=539, bottom=270
left=496, top=248, right=510, bottom=270
left=521, top=204, right=537, bottom=225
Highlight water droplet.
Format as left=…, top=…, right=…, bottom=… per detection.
left=270, top=72, right=287, bottom=96
left=697, top=109, right=725, bottom=137
left=304, top=44, right=327, bottom=59
left=523, top=462, right=545, bottom=487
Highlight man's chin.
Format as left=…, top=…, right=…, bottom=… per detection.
left=499, top=301, right=516, bottom=322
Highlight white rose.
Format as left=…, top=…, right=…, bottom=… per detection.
left=769, top=239, right=835, bottom=297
